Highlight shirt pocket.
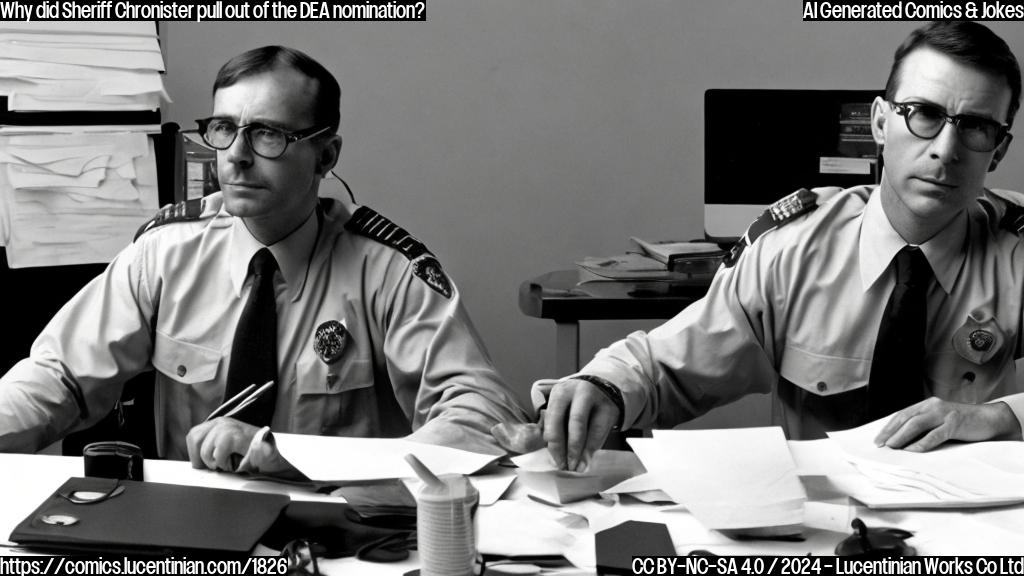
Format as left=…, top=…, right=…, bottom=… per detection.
left=779, top=344, right=870, bottom=396
left=294, top=351, right=376, bottom=435
left=152, top=331, right=222, bottom=385
left=926, top=350, right=1008, bottom=405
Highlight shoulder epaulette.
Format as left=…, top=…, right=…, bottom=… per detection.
left=723, top=188, right=820, bottom=268
left=133, top=197, right=208, bottom=242
left=986, top=188, right=1024, bottom=235
left=344, top=206, right=452, bottom=298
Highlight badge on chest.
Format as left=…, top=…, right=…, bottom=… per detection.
left=952, top=313, right=1003, bottom=365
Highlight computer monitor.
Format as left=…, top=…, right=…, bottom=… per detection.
left=704, top=89, right=884, bottom=242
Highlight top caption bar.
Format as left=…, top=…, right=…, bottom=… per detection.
left=0, top=0, right=427, bottom=22
left=803, top=0, right=1024, bottom=20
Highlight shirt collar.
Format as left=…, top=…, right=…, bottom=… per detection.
left=859, top=187, right=966, bottom=294
left=229, top=207, right=320, bottom=301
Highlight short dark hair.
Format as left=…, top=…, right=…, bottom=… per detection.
left=213, top=45, right=341, bottom=133
left=885, top=21, right=1021, bottom=128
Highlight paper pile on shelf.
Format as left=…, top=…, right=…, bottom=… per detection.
left=0, top=130, right=160, bottom=267
left=0, top=22, right=167, bottom=112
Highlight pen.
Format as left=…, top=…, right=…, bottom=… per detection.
left=222, top=380, right=276, bottom=419
left=204, top=383, right=257, bottom=422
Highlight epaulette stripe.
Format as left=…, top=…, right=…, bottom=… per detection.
left=345, top=206, right=430, bottom=262
left=133, top=197, right=206, bottom=241
left=723, top=188, right=819, bottom=268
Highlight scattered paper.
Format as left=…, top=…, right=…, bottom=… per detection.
left=512, top=449, right=646, bottom=504
left=826, top=419, right=1024, bottom=509
left=627, top=428, right=806, bottom=532
left=273, top=433, right=499, bottom=483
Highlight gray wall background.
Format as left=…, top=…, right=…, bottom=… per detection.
left=162, top=3, right=1024, bottom=426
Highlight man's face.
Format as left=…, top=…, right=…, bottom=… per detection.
left=872, top=47, right=1012, bottom=233
left=212, top=67, right=334, bottom=229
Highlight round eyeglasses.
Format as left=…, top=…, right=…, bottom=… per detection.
left=888, top=101, right=1011, bottom=153
left=195, top=117, right=332, bottom=159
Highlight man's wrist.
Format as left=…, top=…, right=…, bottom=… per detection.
left=986, top=401, right=1023, bottom=441
left=572, top=374, right=625, bottom=431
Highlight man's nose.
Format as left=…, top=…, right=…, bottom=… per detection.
left=927, top=120, right=961, bottom=164
left=223, top=129, right=254, bottom=165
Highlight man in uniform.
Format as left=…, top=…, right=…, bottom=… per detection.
left=539, top=21, right=1024, bottom=472
left=0, top=46, right=529, bottom=474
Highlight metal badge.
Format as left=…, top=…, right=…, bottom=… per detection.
left=314, top=320, right=348, bottom=365
left=414, top=257, right=453, bottom=299
left=969, top=330, right=995, bottom=352
left=952, top=313, right=1003, bottom=365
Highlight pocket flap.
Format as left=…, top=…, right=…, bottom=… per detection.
left=779, top=345, right=869, bottom=396
left=152, top=331, right=222, bottom=385
left=296, top=354, right=374, bottom=396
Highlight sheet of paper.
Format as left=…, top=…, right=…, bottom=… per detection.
left=477, top=499, right=578, bottom=557
left=788, top=438, right=858, bottom=476
left=404, top=466, right=517, bottom=506
left=603, top=471, right=673, bottom=503
left=627, top=428, right=806, bottom=531
left=512, top=449, right=646, bottom=504
left=826, top=418, right=1024, bottom=508
left=273, top=433, right=499, bottom=483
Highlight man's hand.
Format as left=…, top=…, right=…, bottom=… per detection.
left=186, top=417, right=258, bottom=472
left=874, top=398, right=1023, bottom=452
left=542, top=378, right=621, bottom=472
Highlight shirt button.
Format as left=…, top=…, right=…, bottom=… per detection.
left=816, top=381, right=827, bottom=392
left=176, top=365, right=187, bottom=377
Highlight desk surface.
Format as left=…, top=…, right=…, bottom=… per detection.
left=2, top=451, right=1023, bottom=571
left=519, top=270, right=711, bottom=321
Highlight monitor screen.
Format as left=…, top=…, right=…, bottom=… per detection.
left=704, top=89, right=884, bottom=242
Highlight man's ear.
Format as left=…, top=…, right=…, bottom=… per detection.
left=989, top=133, right=1013, bottom=172
left=870, top=96, right=888, bottom=147
left=316, top=134, right=342, bottom=177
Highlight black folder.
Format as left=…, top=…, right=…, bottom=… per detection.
left=10, top=477, right=290, bottom=555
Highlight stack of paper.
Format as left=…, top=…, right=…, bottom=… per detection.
left=0, top=22, right=166, bottom=112
left=0, top=130, right=159, bottom=267
left=624, top=428, right=806, bottom=533
left=0, top=22, right=166, bottom=268
left=825, top=419, right=1024, bottom=509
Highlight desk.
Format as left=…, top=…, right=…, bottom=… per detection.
left=519, top=270, right=711, bottom=374
left=2, top=452, right=1023, bottom=571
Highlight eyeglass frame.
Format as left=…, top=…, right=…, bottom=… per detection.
left=887, top=100, right=1012, bottom=153
left=193, top=117, right=333, bottom=159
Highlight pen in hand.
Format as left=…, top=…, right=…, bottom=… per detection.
left=204, top=380, right=275, bottom=422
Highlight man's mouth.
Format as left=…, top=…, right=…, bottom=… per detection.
left=916, top=177, right=957, bottom=189
left=224, top=181, right=265, bottom=189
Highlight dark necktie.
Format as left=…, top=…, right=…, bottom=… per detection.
left=867, top=246, right=932, bottom=420
left=224, top=248, right=279, bottom=426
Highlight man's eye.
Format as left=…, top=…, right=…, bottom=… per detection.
left=251, top=126, right=282, bottom=140
left=912, top=105, right=945, bottom=121
left=210, top=121, right=236, bottom=134
left=958, top=118, right=992, bottom=133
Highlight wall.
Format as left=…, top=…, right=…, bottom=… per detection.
left=162, top=3, right=1024, bottom=427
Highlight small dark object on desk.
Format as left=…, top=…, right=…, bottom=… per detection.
left=835, top=518, right=915, bottom=557
left=595, top=520, right=675, bottom=575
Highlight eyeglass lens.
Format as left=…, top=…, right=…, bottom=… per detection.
left=203, top=120, right=290, bottom=158
left=901, top=103, right=1003, bottom=152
